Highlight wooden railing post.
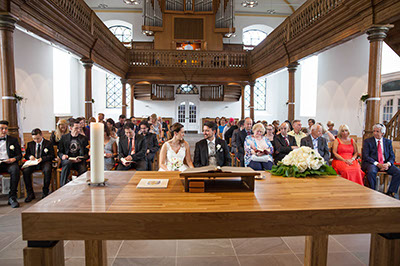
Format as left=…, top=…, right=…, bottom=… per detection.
left=0, top=13, right=19, bottom=138
left=364, top=26, right=391, bottom=139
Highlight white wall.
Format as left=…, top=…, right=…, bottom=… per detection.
left=315, top=36, right=370, bottom=136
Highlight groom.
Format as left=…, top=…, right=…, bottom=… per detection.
left=194, top=121, right=231, bottom=167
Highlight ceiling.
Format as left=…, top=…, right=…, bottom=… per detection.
left=85, top=0, right=307, bottom=16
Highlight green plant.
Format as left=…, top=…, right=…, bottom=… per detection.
left=360, top=93, right=369, bottom=102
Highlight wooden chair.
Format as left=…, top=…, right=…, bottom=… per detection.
left=0, top=173, right=24, bottom=199
left=230, top=152, right=235, bottom=167
left=151, top=150, right=160, bottom=171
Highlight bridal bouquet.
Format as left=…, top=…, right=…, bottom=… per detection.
left=269, top=146, right=337, bottom=177
left=168, top=157, right=184, bottom=171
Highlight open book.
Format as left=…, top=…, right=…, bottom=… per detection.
left=137, top=179, right=168, bottom=189
left=121, top=158, right=133, bottom=164
left=22, top=159, right=40, bottom=169
left=181, top=166, right=257, bottom=174
left=255, top=149, right=270, bottom=155
left=68, top=156, right=85, bottom=161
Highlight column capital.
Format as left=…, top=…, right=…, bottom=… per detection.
left=287, top=61, right=299, bottom=72
left=366, top=25, right=392, bottom=42
left=0, top=13, right=19, bottom=32
left=121, top=78, right=128, bottom=85
left=80, top=57, right=94, bottom=68
left=248, top=81, right=256, bottom=87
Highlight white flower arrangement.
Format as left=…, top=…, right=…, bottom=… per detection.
left=270, top=146, right=337, bottom=177
left=167, top=157, right=184, bottom=171
left=9, top=145, right=14, bottom=150
left=44, top=148, right=48, bottom=153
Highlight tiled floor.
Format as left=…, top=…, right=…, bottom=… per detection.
left=0, top=134, right=382, bottom=266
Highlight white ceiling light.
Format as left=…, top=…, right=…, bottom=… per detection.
left=241, top=1, right=258, bottom=8
left=98, top=3, right=108, bottom=8
left=123, top=0, right=141, bottom=5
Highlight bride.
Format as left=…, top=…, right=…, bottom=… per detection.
left=159, top=122, right=194, bottom=171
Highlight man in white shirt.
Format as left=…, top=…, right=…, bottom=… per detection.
left=0, top=120, right=22, bottom=208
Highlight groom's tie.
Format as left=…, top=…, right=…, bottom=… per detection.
left=208, top=141, right=217, bottom=166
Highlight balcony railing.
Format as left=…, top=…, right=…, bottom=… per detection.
left=129, top=50, right=248, bottom=69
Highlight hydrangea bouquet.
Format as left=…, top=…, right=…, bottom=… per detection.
left=168, top=157, right=184, bottom=171
left=269, top=146, right=337, bottom=177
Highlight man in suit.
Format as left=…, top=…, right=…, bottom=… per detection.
left=58, top=119, right=89, bottom=186
left=235, top=117, right=253, bottom=167
left=362, top=123, right=400, bottom=197
left=194, top=121, right=231, bottom=167
left=23, top=128, right=55, bottom=201
left=138, top=120, right=159, bottom=171
left=118, top=122, right=147, bottom=171
left=300, top=124, right=330, bottom=163
left=273, top=122, right=298, bottom=164
left=0, top=120, right=22, bottom=208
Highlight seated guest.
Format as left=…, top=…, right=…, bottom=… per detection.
left=104, top=126, right=117, bottom=171
left=50, top=119, right=69, bottom=146
left=265, top=124, right=275, bottom=142
left=159, top=123, right=194, bottom=171
left=115, top=114, right=126, bottom=129
left=272, top=120, right=280, bottom=135
left=139, top=121, right=160, bottom=170
left=362, top=124, right=400, bottom=197
left=0, top=121, right=22, bottom=208
left=118, top=122, right=147, bottom=171
left=300, top=124, right=330, bottom=163
left=273, top=122, right=297, bottom=164
left=194, top=121, right=231, bottom=167
left=106, top=118, right=118, bottom=139
left=149, top=113, right=163, bottom=139
left=98, top=113, right=105, bottom=123
left=244, top=123, right=274, bottom=170
left=231, top=120, right=244, bottom=154
left=160, top=117, right=169, bottom=139
left=284, top=120, right=293, bottom=131
left=332, top=125, right=364, bottom=185
left=318, top=122, right=335, bottom=143
left=307, top=118, right=315, bottom=134
left=218, top=117, right=227, bottom=136
left=327, top=121, right=338, bottom=136
left=215, top=117, right=220, bottom=126
left=58, top=119, right=89, bottom=186
left=235, top=117, right=253, bottom=166
left=224, top=119, right=238, bottom=145
left=288, top=120, right=307, bottom=146
left=222, top=118, right=234, bottom=140
left=23, top=128, right=55, bottom=201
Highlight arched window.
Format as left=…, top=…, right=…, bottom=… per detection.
left=243, top=29, right=267, bottom=50
left=106, top=75, right=130, bottom=109
left=108, top=25, right=132, bottom=44
left=245, top=78, right=267, bottom=111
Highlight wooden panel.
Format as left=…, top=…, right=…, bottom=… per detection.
left=174, top=18, right=203, bottom=39
left=305, top=234, right=328, bottom=266
left=85, top=240, right=107, bottom=266
left=23, top=241, right=65, bottom=266
left=369, top=233, right=400, bottom=266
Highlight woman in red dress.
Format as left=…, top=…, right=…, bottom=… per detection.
left=332, top=125, right=364, bottom=185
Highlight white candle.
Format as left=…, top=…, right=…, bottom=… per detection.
left=90, top=122, right=105, bottom=184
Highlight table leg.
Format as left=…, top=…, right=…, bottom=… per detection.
left=369, top=233, right=400, bottom=266
left=304, top=234, right=328, bottom=266
left=85, top=240, right=107, bottom=266
left=185, top=177, right=189, bottom=192
left=23, top=240, right=64, bottom=266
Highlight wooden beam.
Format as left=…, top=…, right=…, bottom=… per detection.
left=121, top=79, right=127, bottom=116
left=287, top=62, right=299, bottom=122
left=81, top=58, right=94, bottom=120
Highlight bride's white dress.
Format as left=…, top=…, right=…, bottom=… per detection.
left=159, top=142, right=189, bottom=171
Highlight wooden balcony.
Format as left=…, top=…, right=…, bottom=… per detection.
left=127, top=49, right=250, bottom=84
left=129, top=49, right=248, bottom=69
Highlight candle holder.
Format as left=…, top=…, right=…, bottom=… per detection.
left=87, top=178, right=108, bottom=186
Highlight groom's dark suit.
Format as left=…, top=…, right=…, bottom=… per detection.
left=193, top=137, right=231, bottom=167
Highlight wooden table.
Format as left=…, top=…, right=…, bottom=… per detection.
left=22, top=171, right=400, bottom=266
